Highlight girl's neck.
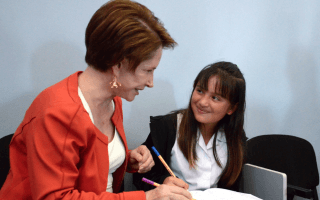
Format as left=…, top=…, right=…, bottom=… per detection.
left=199, top=123, right=217, bottom=145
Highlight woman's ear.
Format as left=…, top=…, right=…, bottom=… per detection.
left=227, top=104, right=238, bottom=115
left=111, top=61, right=122, bottom=77
left=112, top=58, right=128, bottom=77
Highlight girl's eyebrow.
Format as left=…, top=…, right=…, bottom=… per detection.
left=195, top=84, right=204, bottom=88
left=208, top=91, right=221, bottom=96
left=195, top=85, right=205, bottom=91
left=196, top=85, right=223, bottom=97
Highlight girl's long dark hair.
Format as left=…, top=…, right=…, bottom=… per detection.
left=177, top=61, right=246, bottom=188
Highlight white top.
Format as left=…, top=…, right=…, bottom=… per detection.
left=106, top=124, right=126, bottom=192
left=170, top=113, right=228, bottom=191
left=78, top=88, right=125, bottom=193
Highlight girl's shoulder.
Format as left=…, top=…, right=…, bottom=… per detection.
left=150, top=112, right=178, bottom=124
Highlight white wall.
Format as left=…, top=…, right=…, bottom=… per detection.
left=1, top=1, right=319, bottom=199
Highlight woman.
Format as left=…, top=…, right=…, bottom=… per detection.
left=0, top=1, right=192, bottom=200
left=133, top=61, right=247, bottom=192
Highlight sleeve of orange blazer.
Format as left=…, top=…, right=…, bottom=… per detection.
left=24, top=104, right=145, bottom=200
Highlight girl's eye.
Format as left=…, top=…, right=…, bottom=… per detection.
left=197, top=89, right=203, bottom=93
left=212, top=96, right=219, bottom=101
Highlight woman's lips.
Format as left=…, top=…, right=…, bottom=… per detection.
left=135, top=89, right=139, bottom=95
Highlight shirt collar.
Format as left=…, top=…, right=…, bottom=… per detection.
left=197, top=129, right=226, bottom=150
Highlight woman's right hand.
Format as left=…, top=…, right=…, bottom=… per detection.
left=163, top=176, right=189, bottom=190
left=145, top=184, right=192, bottom=200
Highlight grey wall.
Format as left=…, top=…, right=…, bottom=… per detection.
left=1, top=1, right=319, bottom=199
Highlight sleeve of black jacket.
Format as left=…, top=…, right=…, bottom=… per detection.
left=132, top=113, right=177, bottom=191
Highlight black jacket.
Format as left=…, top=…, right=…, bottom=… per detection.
left=132, top=113, right=244, bottom=191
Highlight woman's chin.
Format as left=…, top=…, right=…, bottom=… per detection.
left=123, top=94, right=136, bottom=102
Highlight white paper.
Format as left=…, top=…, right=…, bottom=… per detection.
left=190, top=188, right=263, bottom=200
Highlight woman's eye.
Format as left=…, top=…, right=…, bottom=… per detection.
left=197, top=89, right=203, bottom=93
left=146, top=68, right=156, bottom=73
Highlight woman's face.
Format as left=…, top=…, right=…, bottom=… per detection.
left=191, top=76, right=234, bottom=129
left=116, top=47, right=163, bottom=102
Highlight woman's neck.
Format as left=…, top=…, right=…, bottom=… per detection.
left=78, top=66, right=115, bottom=111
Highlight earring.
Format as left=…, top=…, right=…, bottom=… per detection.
left=110, top=76, right=121, bottom=88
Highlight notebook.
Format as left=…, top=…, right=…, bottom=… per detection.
left=190, top=188, right=262, bottom=200
left=240, top=163, right=287, bottom=200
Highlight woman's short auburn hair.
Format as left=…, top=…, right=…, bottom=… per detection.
left=85, top=0, right=177, bottom=72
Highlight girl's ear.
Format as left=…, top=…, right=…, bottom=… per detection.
left=227, top=103, right=238, bottom=115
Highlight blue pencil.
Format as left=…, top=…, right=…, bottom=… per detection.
left=151, top=146, right=176, bottom=178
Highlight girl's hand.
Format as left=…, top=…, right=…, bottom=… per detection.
left=163, top=176, right=189, bottom=190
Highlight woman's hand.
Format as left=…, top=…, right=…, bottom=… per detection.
left=163, top=176, right=189, bottom=190
left=145, top=184, right=192, bottom=200
left=129, top=145, right=155, bottom=173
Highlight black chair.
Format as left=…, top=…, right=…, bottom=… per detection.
left=247, top=134, right=319, bottom=200
left=0, top=133, right=13, bottom=189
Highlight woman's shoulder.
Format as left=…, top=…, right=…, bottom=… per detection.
left=30, top=72, right=82, bottom=109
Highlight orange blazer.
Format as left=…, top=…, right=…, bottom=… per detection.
left=0, top=72, right=146, bottom=200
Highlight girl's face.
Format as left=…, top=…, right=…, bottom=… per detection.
left=191, top=76, right=235, bottom=130
left=115, top=47, right=162, bottom=102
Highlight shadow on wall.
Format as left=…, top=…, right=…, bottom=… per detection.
left=281, top=46, right=320, bottom=199
left=124, top=79, right=178, bottom=149
left=245, top=103, right=276, bottom=139
left=123, top=79, right=178, bottom=191
left=0, top=17, right=27, bottom=137
left=281, top=46, right=320, bottom=138
left=0, top=41, right=86, bottom=136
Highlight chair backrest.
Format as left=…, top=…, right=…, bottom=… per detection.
left=0, top=133, right=14, bottom=189
left=246, top=134, right=319, bottom=190
left=240, top=163, right=287, bottom=200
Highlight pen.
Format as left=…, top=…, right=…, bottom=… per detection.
left=142, top=177, right=160, bottom=187
left=151, top=146, right=176, bottom=178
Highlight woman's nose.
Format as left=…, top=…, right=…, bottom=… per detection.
left=146, top=75, right=154, bottom=88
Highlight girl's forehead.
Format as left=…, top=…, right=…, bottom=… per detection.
left=197, top=78, right=222, bottom=94
left=209, top=78, right=222, bottom=93
left=198, top=75, right=221, bottom=88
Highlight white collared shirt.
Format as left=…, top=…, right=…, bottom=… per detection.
left=170, top=113, right=228, bottom=191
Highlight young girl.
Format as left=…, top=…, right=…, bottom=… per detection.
left=133, top=61, right=247, bottom=192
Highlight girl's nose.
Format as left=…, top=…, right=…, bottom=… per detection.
left=198, top=95, right=209, bottom=107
